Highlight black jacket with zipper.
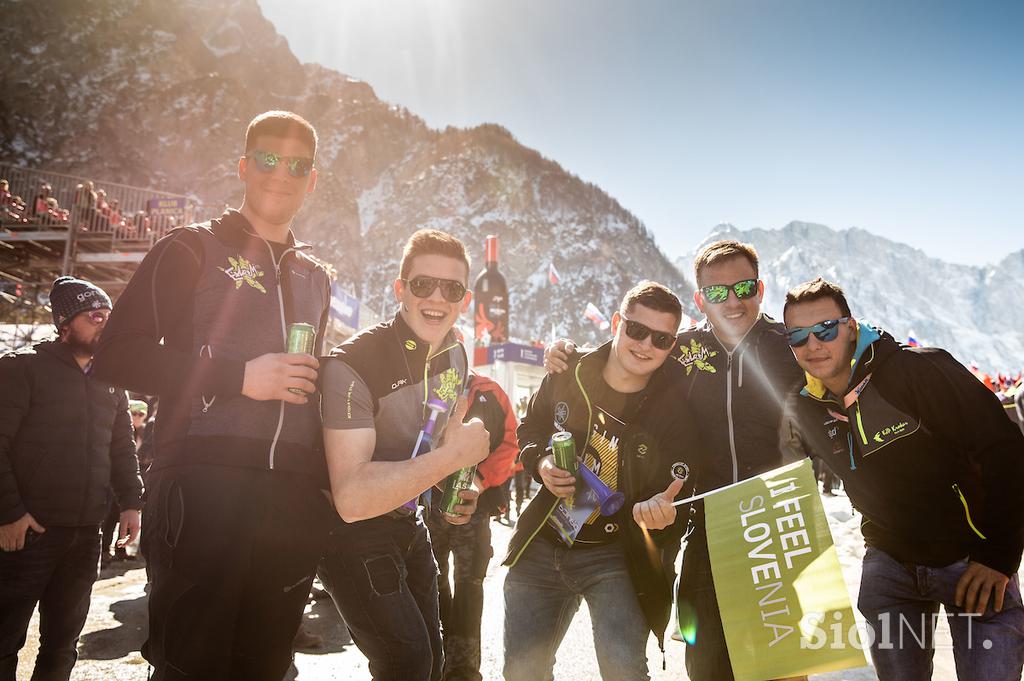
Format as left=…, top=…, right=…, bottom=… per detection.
left=789, top=326, right=1024, bottom=576
left=92, top=210, right=331, bottom=485
left=673, top=314, right=806, bottom=546
left=0, top=341, right=142, bottom=526
left=503, top=342, right=705, bottom=650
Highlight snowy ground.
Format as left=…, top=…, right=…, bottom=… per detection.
left=17, top=486, right=990, bottom=680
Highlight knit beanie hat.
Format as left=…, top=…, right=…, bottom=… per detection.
left=49, top=276, right=112, bottom=328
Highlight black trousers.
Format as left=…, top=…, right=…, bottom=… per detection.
left=141, top=465, right=332, bottom=681
left=426, top=508, right=492, bottom=681
left=0, top=525, right=101, bottom=681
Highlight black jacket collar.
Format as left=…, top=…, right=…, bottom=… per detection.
left=211, top=209, right=313, bottom=254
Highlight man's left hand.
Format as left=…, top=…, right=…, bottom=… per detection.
left=442, top=486, right=480, bottom=525
left=115, top=509, right=142, bottom=548
left=955, top=560, right=1010, bottom=614
left=632, top=478, right=685, bottom=531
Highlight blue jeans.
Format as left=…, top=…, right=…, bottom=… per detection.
left=318, top=515, right=443, bottom=681
left=502, top=538, right=650, bottom=681
left=858, top=546, right=1024, bottom=681
left=0, top=525, right=101, bottom=681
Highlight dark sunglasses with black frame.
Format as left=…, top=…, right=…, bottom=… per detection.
left=699, top=278, right=759, bottom=304
left=620, top=316, right=677, bottom=351
left=401, top=276, right=468, bottom=303
left=784, top=317, right=851, bottom=348
left=246, top=149, right=314, bottom=178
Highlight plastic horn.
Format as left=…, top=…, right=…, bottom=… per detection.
left=409, top=398, right=450, bottom=459
left=578, top=464, right=626, bottom=516
left=403, top=397, right=452, bottom=511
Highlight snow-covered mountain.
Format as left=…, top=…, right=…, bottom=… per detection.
left=0, top=0, right=689, bottom=345
left=676, top=222, right=1024, bottom=372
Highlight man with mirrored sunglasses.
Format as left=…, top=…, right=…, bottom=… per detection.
left=505, top=281, right=703, bottom=681
left=783, top=277, right=1024, bottom=681
left=92, top=111, right=335, bottom=680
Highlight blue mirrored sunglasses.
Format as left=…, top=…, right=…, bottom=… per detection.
left=785, top=317, right=851, bottom=347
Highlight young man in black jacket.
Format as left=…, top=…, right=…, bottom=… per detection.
left=784, top=277, right=1024, bottom=681
left=545, top=241, right=805, bottom=681
left=319, top=229, right=489, bottom=681
left=504, top=281, right=699, bottom=681
left=0, top=276, right=143, bottom=681
left=92, top=111, right=334, bottom=680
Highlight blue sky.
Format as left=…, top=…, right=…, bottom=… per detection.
left=258, top=0, right=1022, bottom=266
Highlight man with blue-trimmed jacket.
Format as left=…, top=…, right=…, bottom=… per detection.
left=784, top=277, right=1024, bottom=681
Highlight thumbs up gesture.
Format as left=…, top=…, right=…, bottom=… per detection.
left=632, top=478, right=685, bottom=531
left=439, top=396, right=489, bottom=470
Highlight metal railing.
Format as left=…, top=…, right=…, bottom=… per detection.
left=0, top=163, right=218, bottom=249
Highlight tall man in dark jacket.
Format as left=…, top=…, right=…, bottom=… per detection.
left=0, top=276, right=143, bottom=681
left=92, top=111, right=334, bottom=680
left=504, top=281, right=699, bottom=681
left=785, top=277, right=1024, bottom=681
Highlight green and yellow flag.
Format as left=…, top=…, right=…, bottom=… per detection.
left=703, top=459, right=866, bottom=680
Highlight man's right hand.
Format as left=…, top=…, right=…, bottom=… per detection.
left=0, top=513, right=45, bottom=552
left=543, top=339, right=576, bottom=374
left=538, top=454, right=577, bottom=497
left=441, top=397, right=489, bottom=469
left=242, top=352, right=319, bottom=404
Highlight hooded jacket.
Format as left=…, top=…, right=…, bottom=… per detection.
left=789, top=323, right=1024, bottom=576
left=0, top=341, right=142, bottom=526
left=503, top=342, right=703, bottom=650
left=92, top=210, right=331, bottom=484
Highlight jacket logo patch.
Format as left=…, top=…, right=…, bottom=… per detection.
left=874, top=421, right=909, bottom=444
left=218, top=255, right=266, bottom=293
left=671, top=462, right=690, bottom=481
left=554, top=401, right=569, bottom=425
left=405, top=339, right=417, bottom=351
left=434, top=367, right=461, bottom=404
left=677, top=339, right=718, bottom=375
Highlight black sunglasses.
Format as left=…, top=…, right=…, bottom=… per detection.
left=700, top=279, right=759, bottom=305
left=246, top=149, right=313, bottom=178
left=402, top=276, right=467, bottom=303
left=785, top=317, right=851, bottom=347
left=621, top=317, right=677, bottom=351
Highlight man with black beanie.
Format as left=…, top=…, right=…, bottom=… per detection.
left=0, top=276, right=143, bottom=681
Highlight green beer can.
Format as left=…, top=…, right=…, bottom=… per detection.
left=551, top=431, right=577, bottom=475
left=441, top=465, right=477, bottom=516
left=287, top=322, right=316, bottom=394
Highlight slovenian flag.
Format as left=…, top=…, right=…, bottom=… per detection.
left=584, top=302, right=610, bottom=330
left=549, top=262, right=561, bottom=285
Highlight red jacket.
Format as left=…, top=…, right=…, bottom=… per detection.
left=466, top=373, right=518, bottom=490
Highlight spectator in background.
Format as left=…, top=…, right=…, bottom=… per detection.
left=0, top=180, right=10, bottom=206
left=76, top=181, right=97, bottom=231
left=108, top=198, right=122, bottom=233
left=427, top=372, right=518, bottom=681
left=0, top=276, right=143, bottom=681
left=32, top=183, right=52, bottom=218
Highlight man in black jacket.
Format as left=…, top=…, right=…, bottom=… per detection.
left=785, top=277, right=1024, bottom=681
left=0, top=276, right=143, bottom=681
left=92, top=111, right=334, bottom=680
left=545, top=240, right=805, bottom=681
left=504, top=281, right=699, bottom=681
